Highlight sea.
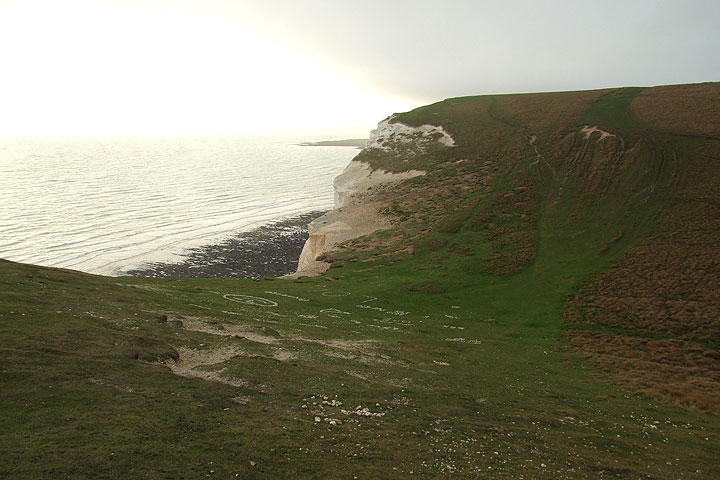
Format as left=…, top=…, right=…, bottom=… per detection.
left=0, top=135, right=359, bottom=276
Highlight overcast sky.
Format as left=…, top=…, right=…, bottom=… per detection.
left=238, top=0, right=720, bottom=97
left=1, top=0, right=718, bottom=137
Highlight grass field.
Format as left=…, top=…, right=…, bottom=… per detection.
left=2, top=83, right=719, bottom=478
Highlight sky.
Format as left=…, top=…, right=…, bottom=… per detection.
left=1, top=0, right=718, bottom=138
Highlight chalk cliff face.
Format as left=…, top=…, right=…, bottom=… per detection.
left=289, top=116, right=454, bottom=277
left=365, top=115, right=455, bottom=151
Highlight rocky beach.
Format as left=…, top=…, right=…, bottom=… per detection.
left=125, top=211, right=324, bottom=279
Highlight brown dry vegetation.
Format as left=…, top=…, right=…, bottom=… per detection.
left=631, top=82, right=720, bottom=136
left=566, top=331, right=720, bottom=411
left=564, top=130, right=720, bottom=412
left=492, top=89, right=606, bottom=133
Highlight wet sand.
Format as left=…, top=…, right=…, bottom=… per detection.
left=125, top=211, right=323, bottom=279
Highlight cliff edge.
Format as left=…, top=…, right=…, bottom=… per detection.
left=287, top=115, right=454, bottom=277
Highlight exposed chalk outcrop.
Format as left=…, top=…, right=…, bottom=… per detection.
left=287, top=117, right=455, bottom=278
left=581, top=125, right=615, bottom=140
left=365, top=116, right=455, bottom=153
left=291, top=163, right=424, bottom=276
left=333, top=161, right=425, bottom=209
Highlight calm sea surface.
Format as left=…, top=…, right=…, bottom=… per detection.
left=0, top=135, right=358, bottom=275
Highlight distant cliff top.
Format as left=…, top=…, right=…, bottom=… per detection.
left=298, top=138, right=367, bottom=148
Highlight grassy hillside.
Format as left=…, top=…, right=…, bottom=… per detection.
left=2, top=83, right=719, bottom=478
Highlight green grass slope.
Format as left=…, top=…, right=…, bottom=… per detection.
left=2, top=83, right=719, bottom=478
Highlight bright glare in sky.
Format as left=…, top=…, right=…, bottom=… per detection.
left=0, top=1, right=418, bottom=138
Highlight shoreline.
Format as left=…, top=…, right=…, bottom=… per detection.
left=124, top=211, right=324, bottom=279
left=297, top=138, right=367, bottom=148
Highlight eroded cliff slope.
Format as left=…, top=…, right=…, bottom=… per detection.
left=291, top=116, right=450, bottom=276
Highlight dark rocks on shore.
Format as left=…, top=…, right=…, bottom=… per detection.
left=125, top=211, right=324, bottom=279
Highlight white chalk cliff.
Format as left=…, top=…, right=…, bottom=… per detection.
left=365, top=116, right=455, bottom=151
left=288, top=116, right=454, bottom=277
